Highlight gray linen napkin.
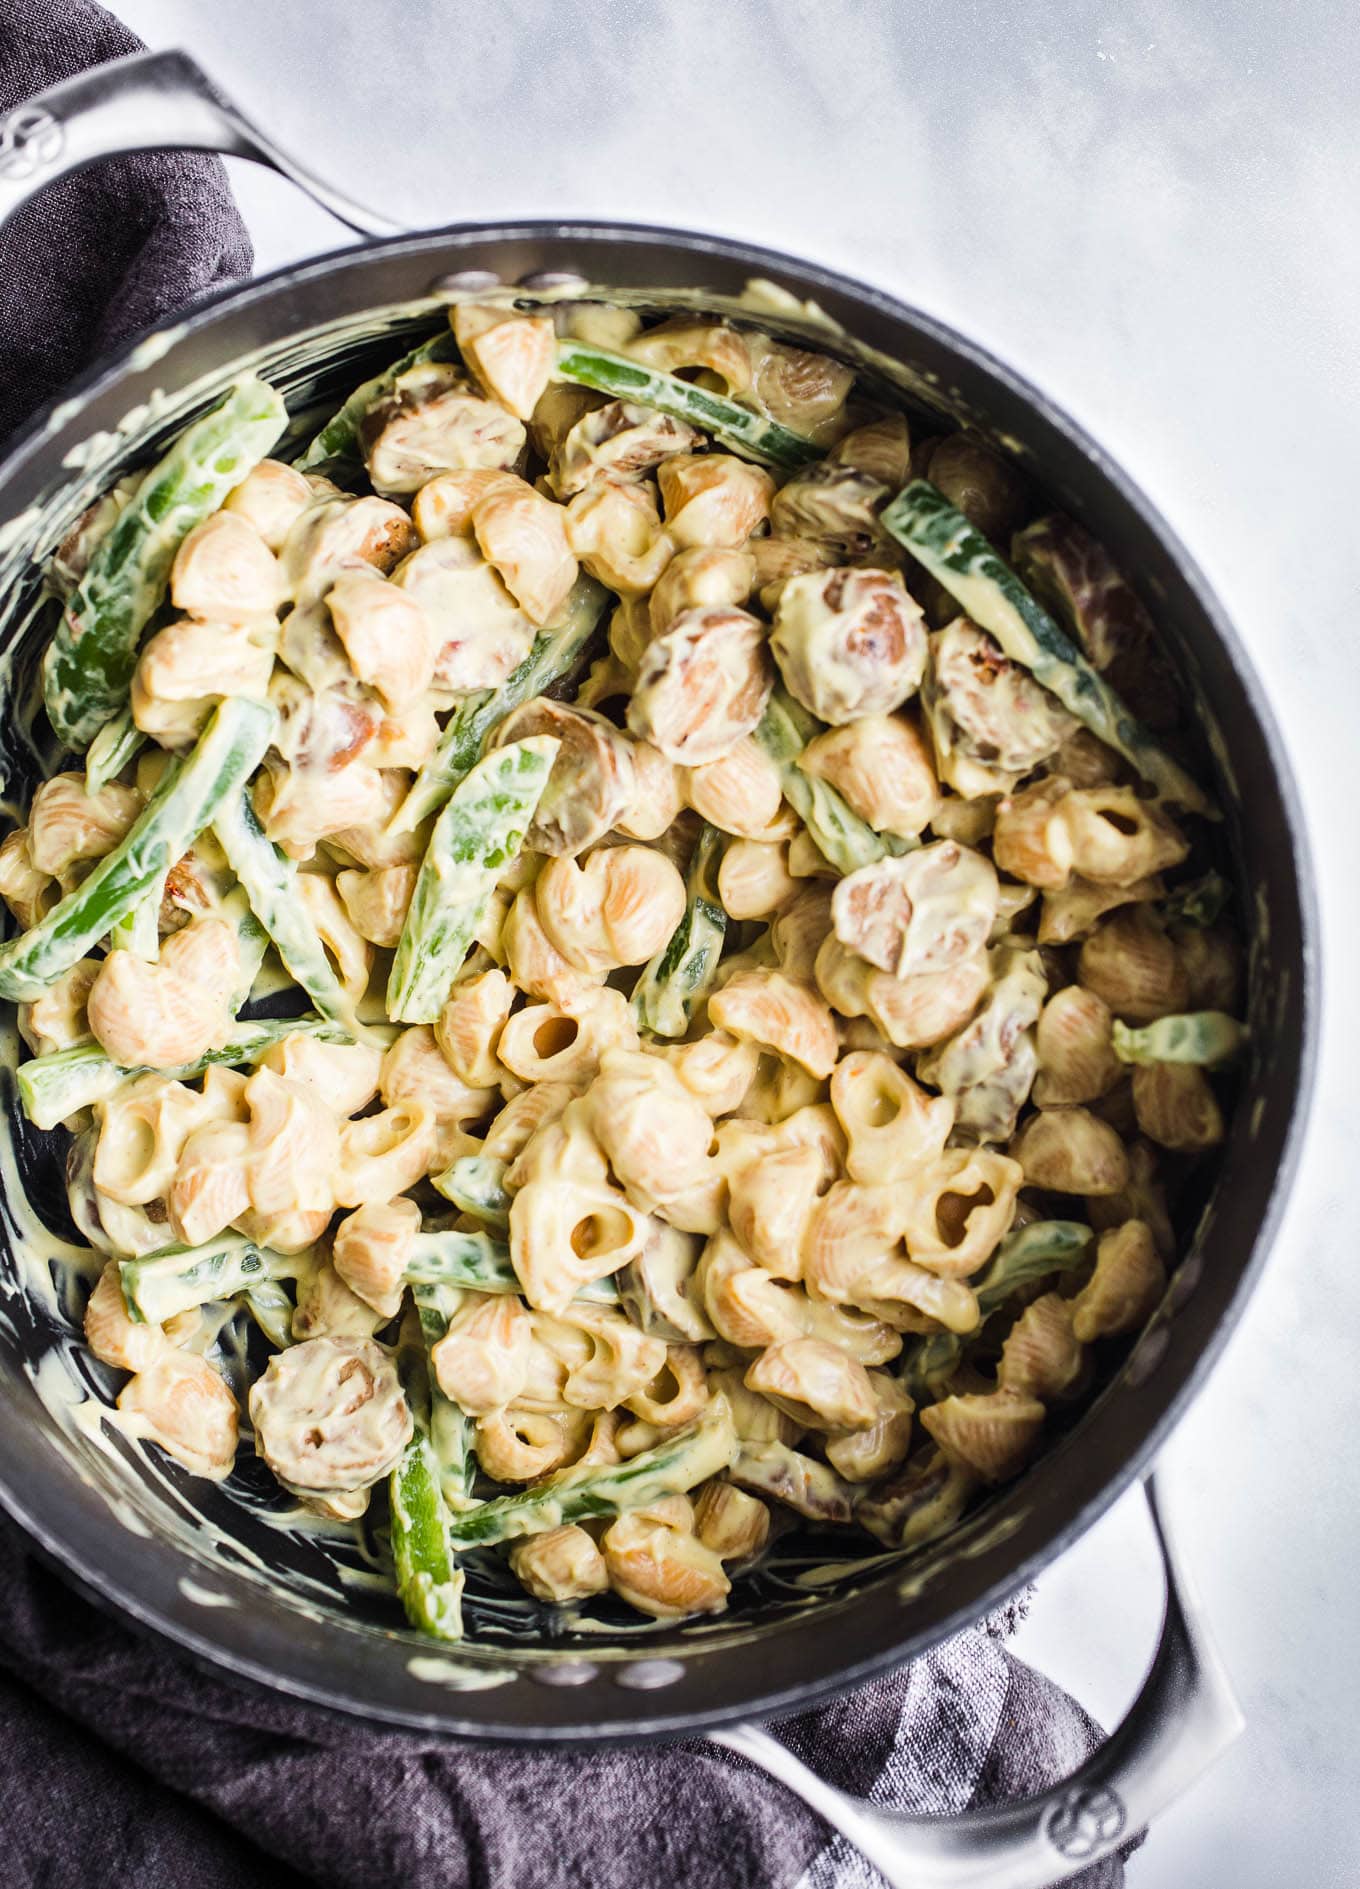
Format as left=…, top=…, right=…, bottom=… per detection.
left=0, top=7, right=1133, bottom=1885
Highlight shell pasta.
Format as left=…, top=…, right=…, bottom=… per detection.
left=0, top=299, right=1244, bottom=1642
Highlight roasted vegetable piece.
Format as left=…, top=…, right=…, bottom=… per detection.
left=0, top=699, right=274, bottom=1002
left=445, top=1396, right=737, bottom=1546
left=881, top=482, right=1210, bottom=812
left=387, top=736, right=557, bottom=1025
left=631, top=823, right=727, bottom=1038
left=43, top=379, right=287, bottom=746
left=391, top=574, right=607, bottom=835
left=552, top=341, right=821, bottom=468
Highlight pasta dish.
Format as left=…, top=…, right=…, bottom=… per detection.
left=0, top=300, right=1244, bottom=1637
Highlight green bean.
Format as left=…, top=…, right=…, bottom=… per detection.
left=391, top=575, right=608, bottom=835
left=1163, top=872, right=1231, bottom=929
left=880, top=481, right=1211, bottom=813
left=431, top=1155, right=510, bottom=1230
left=43, top=379, right=288, bottom=745
left=1112, top=1012, right=1247, bottom=1068
left=405, top=1229, right=617, bottom=1305
left=213, top=787, right=376, bottom=1044
left=631, top=823, right=727, bottom=1037
left=413, top=1281, right=478, bottom=1512
left=0, top=699, right=274, bottom=1003
left=754, top=688, right=910, bottom=874
left=85, top=705, right=146, bottom=795
left=553, top=341, right=821, bottom=469
left=17, top=1014, right=351, bottom=1133
left=445, top=1396, right=737, bottom=1547
left=898, top=1220, right=1094, bottom=1400
left=119, top=1234, right=298, bottom=1326
left=390, top=1433, right=466, bottom=1640
left=387, top=737, right=557, bottom=1025
left=107, top=877, right=163, bottom=960
left=296, top=332, right=453, bottom=469
left=243, top=1279, right=296, bottom=1350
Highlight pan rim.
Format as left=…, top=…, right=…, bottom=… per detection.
left=0, top=216, right=1321, bottom=1740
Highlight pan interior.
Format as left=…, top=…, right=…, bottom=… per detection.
left=0, top=279, right=1254, bottom=1679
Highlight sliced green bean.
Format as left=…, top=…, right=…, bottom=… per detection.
left=387, top=736, right=557, bottom=1025
left=0, top=699, right=274, bottom=1003
left=107, top=876, right=163, bottom=961
left=17, top=1013, right=351, bottom=1133
left=390, top=1433, right=466, bottom=1640
left=296, top=332, right=453, bottom=469
left=85, top=705, right=147, bottom=795
left=880, top=481, right=1211, bottom=814
left=43, top=379, right=288, bottom=746
left=213, top=787, right=375, bottom=1043
left=431, top=1155, right=510, bottom=1230
left=898, top=1220, right=1094, bottom=1401
left=554, top=341, right=821, bottom=469
left=413, top=1281, right=478, bottom=1512
left=405, top=1229, right=617, bottom=1305
left=119, top=1234, right=298, bottom=1326
left=1163, top=871, right=1231, bottom=929
left=445, top=1396, right=737, bottom=1547
left=219, top=883, right=271, bottom=1013
left=243, top=1279, right=296, bottom=1350
left=755, top=688, right=910, bottom=874
left=1112, top=1012, right=1247, bottom=1068
left=631, top=822, right=727, bottom=1037
left=391, top=574, right=608, bottom=835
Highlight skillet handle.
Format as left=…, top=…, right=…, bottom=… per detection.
left=0, top=47, right=397, bottom=238
left=709, top=1475, right=1242, bottom=1889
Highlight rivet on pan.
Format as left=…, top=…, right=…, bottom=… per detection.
left=1124, top=1325, right=1169, bottom=1390
left=517, top=270, right=588, bottom=292
left=614, top=1658, right=685, bottom=1691
left=530, top=1660, right=600, bottom=1688
left=428, top=270, right=503, bottom=296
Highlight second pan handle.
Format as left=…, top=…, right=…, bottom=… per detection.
left=711, top=1476, right=1243, bottom=1889
left=0, top=47, right=398, bottom=239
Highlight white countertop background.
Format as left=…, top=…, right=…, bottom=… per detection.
left=101, top=4, right=1360, bottom=1882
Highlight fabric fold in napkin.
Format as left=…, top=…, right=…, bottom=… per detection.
left=0, top=5, right=1134, bottom=1885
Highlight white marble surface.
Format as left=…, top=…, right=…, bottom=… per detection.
left=102, top=3, right=1360, bottom=1880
